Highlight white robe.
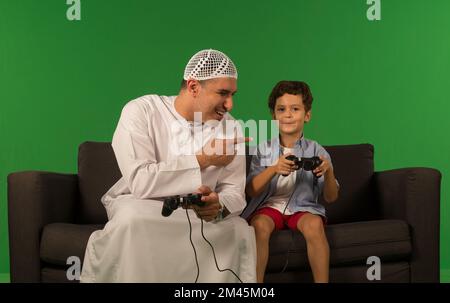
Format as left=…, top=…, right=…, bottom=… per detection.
left=80, top=94, right=257, bottom=283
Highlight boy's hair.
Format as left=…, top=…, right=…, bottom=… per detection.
left=268, top=81, right=313, bottom=113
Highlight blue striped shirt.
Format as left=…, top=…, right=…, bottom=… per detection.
left=241, top=136, right=337, bottom=219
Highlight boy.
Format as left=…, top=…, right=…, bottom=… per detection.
left=242, top=81, right=339, bottom=283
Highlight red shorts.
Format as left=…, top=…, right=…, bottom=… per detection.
left=248, top=207, right=326, bottom=231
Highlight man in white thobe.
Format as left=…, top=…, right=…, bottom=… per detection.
left=80, top=49, right=257, bottom=283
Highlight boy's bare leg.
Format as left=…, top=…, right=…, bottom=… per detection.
left=250, top=214, right=275, bottom=283
left=297, top=213, right=330, bottom=283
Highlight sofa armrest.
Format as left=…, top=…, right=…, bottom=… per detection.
left=8, top=171, right=79, bottom=282
left=375, top=167, right=441, bottom=282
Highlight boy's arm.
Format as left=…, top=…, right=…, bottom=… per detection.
left=246, top=166, right=277, bottom=198
left=323, top=168, right=339, bottom=203
left=314, top=152, right=339, bottom=203
left=246, top=150, right=294, bottom=198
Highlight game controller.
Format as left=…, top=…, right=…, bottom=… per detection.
left=283, top=155, right=323, bottom=177
left=161, top=193, right=206, bottom=217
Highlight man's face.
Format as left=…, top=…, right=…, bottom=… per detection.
left=194, top=77, right=237, bottom=122
left=273, top=93, right=311, bottom=136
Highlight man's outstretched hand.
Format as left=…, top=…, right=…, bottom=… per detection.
left=196, top=137, right=252, bottom=169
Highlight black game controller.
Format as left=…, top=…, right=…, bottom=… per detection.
left=283, top=155, right=323, bottom=177
left=161, top=193, right=206, bottom=217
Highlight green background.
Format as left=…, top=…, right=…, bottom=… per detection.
left=0, top=0, right=449, bottom=282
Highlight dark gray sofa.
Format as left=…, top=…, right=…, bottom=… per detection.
left=8, top=142, right=441, bottom=282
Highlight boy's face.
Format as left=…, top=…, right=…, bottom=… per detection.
left=273, top=93, right=311, bottom=136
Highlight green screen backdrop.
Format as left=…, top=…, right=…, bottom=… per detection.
left=1, top=0, right=449, bottom=282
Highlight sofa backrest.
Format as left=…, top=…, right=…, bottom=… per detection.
left=78, top=142, right=378, bottom=225
left=77, top=142, right=121, bottom=224
left=245, top=144, right=378, bottom=224
left=318, top=144, right=378, bottom=223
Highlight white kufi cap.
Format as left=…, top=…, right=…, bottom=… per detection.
left=183, top=49, right=238, bottom=81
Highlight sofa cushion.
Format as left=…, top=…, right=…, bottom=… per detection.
left=40, top=223, right=104, bottom=266
left=78, top=142, right=122, bottom=224
left=266, top=219, right=411, bottom=273
left=265, top=261, right=410, bottom=283
left=41, top=267, right=77, bottom=283
left=41, top=220, right=411, bottom=277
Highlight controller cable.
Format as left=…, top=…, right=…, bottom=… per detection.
left=185, top=207, right=243, bottom=283
left=185, top=207, right=200, bottom=282
left=280, top=147, right=321, bottom=274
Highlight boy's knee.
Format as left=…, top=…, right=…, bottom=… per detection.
left=299, top=216, right=324, bottom=238
left=251, top=216, right=274, bottom=238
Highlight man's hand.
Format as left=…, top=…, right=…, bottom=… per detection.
left=192, top=185, right=222, bottom=222
left=313, top=155, right=333, bottom=178
left=196, top=137, right=251, bottom=169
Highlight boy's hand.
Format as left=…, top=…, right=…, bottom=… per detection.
left=272, top=154, right=297, bottom=176
left=313, top=155, right=333, bottom=178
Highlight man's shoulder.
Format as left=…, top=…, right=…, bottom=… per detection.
left=120, top=94, right=174, bottom=116
left=122, top=94, right=160, bottom=109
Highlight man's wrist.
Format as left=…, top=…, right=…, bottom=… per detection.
left=215, top=201, right=224, bottom=221
left=215, top=200, right=228, bottom=221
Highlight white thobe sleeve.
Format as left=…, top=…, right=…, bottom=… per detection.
left=215, top=153, right=247, bottom=217
left=111, top=101, right=202, bottom=199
